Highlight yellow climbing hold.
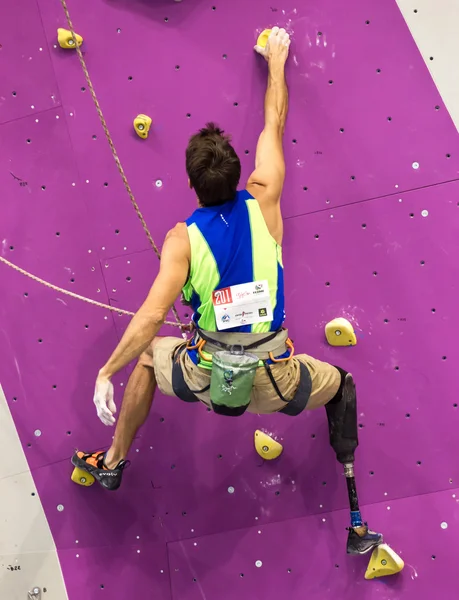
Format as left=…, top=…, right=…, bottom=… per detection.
left=255, top=430, right=283, bottom=460
left=365, top=544, right=404, bottom=580
left=57, top=28, right=83, bottom=49
left=325, top=317, right=357, bottom=346
left=71, top=467, right=95, bottom=487
left=256, top=29, right=272, bottom=49
left=134, top=114, right=153, bottom=139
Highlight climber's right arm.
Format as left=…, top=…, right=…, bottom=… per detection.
left=247, top=27, right=290, bottom=242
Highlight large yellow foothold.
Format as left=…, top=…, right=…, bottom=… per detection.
left=325, top=317, right=357, bottom=347
left=134, top=114, right=152, bottom=139
left=71, top=467, right=95, bottom=487
left=57, top=28, right=83, bottom=49
left=365, top=544, right=404, bottom=580
left=254, top=429, right=283, bottom=460
left=256, top=29, right=272, bottom=49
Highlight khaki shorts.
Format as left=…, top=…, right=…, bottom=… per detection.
left=149, top=337, right=341, bottom=415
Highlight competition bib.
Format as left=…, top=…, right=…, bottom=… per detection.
left=212, top=280, right=273, bottom=331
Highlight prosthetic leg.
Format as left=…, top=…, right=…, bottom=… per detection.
left=325, top=369, right=383, bottom=555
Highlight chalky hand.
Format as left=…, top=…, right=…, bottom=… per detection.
left=93, top=375, right=116, bottom=426
left=254, top=26, right=291, bottom=63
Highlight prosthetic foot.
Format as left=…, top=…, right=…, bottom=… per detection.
left=347, top=524, right=383, bottom=555
left=71, top=450, right=129, bottom=491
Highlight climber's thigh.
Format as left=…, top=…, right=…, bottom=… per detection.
left=296, top=354, right=341, bottom=410
left=151, top=336, right=185, bottom=396
left=248, top=354, right=340, bottom=414
left=152, top=336, right=211, bottom=403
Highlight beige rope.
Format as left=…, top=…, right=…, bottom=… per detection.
left=59, top=0, right=183, bottom=327
left=0, top=255, right=183, bottom=327
left=1, top=1, right=188, bottom=331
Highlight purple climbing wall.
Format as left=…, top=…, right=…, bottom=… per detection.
left=2, top=0, right=459, bottom=598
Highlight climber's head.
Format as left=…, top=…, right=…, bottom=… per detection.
left=186, top=122, right=241, bottom=207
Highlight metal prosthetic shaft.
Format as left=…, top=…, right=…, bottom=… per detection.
left=344, top=462, right=363, bottom=528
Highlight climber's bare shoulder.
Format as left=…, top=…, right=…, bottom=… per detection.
left=160, top=223, right=190, bottom=272
left=144, top=224, right=190, bottom=317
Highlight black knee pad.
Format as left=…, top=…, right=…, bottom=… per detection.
left=325, top=369, right=358, bottom=464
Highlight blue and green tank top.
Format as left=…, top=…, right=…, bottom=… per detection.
left=182, top=189, right=285, bottom=336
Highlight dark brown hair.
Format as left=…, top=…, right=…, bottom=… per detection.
left=186, top=122, right=241, bottom=207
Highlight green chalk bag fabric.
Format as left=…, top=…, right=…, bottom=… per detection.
left=209, top=347, right=259, bottom=409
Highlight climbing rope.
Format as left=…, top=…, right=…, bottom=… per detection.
left=0, top=255, right=185, bottom=327
left=1, top=0, right=186, bottom=331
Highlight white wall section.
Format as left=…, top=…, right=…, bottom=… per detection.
left=0, top=387, right=68, bottom=600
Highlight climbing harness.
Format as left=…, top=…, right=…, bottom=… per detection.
left=186, top=328, right=296, bottom=413
left=1, top=0, right=186, bottom=333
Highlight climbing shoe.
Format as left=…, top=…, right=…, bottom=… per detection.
left=71, top=450, right=129, bottom=491
left=347, top=524, right=383, bottom=555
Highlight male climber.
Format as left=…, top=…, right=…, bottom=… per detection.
left=73, top=27, right=382, bottom=555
